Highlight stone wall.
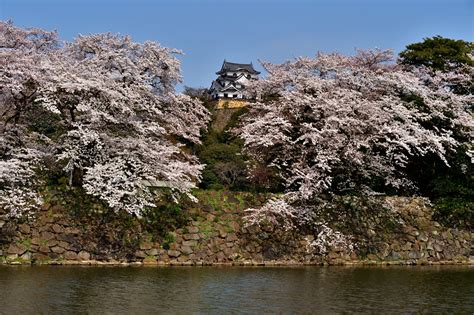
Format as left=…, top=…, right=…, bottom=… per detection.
left=215, top=99, right=247, bottom=109
left=0, top=194, right=472, bottom=265
left=240, top=197, right=473, bottom=265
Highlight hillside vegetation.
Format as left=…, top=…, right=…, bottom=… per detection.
left=1, top=23, right=472, bottom=235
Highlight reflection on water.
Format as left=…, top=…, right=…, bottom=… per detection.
left=0, top=265, right=473, bottom=313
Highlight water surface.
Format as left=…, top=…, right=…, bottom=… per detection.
left=0, top=265, right=473, bottom=314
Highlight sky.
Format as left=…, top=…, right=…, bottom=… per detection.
left=1, top=0, right=473, bottom=90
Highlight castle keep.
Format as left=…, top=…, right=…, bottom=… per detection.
left=209, top=61, right=260, bottom=108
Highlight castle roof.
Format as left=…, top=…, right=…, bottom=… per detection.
left=216, top=73, right=246, bottom=83
left=213, top=78, right=244, bottom=89
left=216, top=61, right=260, bottom=75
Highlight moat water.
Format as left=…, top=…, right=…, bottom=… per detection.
left=0, top=265, right=473, bottom=313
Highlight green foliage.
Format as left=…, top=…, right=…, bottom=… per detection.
left=142, top=191, right=190, bottom=241
left=406, top=147, right=473, bottom=229
left=399, top=36, right=474, bottom=71
left=42, top=172, right=109, bottom=220
left=434, top=197, right=473, bottom=229
left=196, top=106, right=284, bottom=192
left=161, top=232, right=176, bottom=250
left=430, top=165, right=474, bottom=229
left=199, top=139, right=247, bottom=189
left=192, top=189, right=269, bottom=213
left=400, top=93, right=431, bottom=113
left=25, top=107, right=66, bottom=141
left=224, top=107, right=249, bottom=131
left=196, top=108, right=252, bottom=191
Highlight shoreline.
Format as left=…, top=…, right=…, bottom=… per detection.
left=2, top=258, right=473, bottom=267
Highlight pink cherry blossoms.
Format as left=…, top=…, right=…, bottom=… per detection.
left=240, top=49, right=472, bottom=224
left=0, top=21, right=210, bottom=216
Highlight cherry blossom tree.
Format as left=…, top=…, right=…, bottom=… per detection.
left=0, top=21, right=210, bottom=217
left=239, top=49, right=472, bottom=225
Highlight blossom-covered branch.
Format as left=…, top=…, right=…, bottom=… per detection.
left=239, top=49, right=472, bottom=202
left=0, top=21, right=210, bottom=216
